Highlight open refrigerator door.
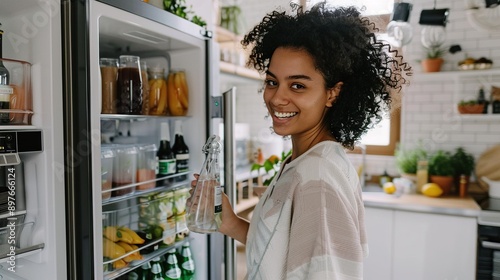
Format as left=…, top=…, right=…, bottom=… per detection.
left=87, top=1, right=213, bottom=279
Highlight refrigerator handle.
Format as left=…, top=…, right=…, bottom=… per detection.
left=223, top=87, right=237, bottom=280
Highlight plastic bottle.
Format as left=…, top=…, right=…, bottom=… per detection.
left=186, top=135, right=223, bottom=233
left=179, top=242, right=195, bottom=280
left=164, top=248, right=182, bottom=280
left=157, top=122, right=176, bottom=183
left=172, top=120, right=190, bottom=181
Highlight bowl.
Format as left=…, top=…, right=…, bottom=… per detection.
left=458, top=63, right=475, bottom=71
left=474, top=63, right=493, bottom=70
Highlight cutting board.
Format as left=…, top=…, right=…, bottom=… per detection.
left=476, top=144, right=500, bottom=189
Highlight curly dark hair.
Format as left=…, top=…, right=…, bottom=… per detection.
left=241, top=2, right=412, bottom=149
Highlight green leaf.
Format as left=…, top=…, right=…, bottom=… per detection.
left=251, top=163, right=261, bottom=171
left=263, top=160, right=274, bottom=173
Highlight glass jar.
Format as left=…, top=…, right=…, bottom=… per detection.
left=100, top=58, right=118, bottom=114
left=147, top=67, right=168, bottom=115
left=117, top=55, right=142, bottom=115
left=140, top=61, right=150, bottom=115
left=167, top=69, right=189, bottom=116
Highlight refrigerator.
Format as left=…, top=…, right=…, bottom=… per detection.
left=0, top=0, right=238, bottom=279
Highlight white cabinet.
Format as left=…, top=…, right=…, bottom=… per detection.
left=364, top=207, right=477, bottom=280
left=364, top=207, right=394, bottom=280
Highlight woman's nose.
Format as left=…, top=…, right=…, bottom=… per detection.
left=268, top=86, right=288, bottom=106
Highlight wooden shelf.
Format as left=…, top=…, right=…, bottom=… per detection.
left=457, top=113, right=500, bottom=121
left=220, top=61, right=263, bottom=81
left=215, top=26, right=242, bottom=43
left=413, top=68, right=500, bottom=82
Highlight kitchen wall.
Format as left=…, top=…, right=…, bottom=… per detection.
left=401, top=0, right=500, bottom=165
left=210, top=0, right=500, bottom=177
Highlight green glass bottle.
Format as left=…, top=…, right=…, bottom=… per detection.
left=150, top=257, right=164, bottom=280
left=164, top=248, right=182, bottom=280
left=138, top=261, right=152, bottom=280
left=179, top=242, right=195, bottom=280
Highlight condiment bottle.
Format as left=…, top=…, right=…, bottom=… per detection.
left=416, top=160, right=429, bottom=193
left=157, top=122, right=176, bottom=183
left=172, top=120, right=190, bottom=181
left=186, top=135, right=222, bottom=233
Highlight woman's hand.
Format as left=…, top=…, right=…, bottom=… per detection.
left=186, top=174, right=250, bottom=243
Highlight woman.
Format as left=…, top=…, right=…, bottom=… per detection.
left=190, top=2, right=410, bottom=279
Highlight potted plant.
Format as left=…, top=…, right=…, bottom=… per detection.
left=395, top=144, right=427, bottom=182
left=421, top=45, right=447, bottom=72
left=428, top=150, right=455, bottom=195
left=251, top=149, right=292, bottom=196
left=451, top=147, right=475, bottom=193
left=457, top=99, right=485, bottom=114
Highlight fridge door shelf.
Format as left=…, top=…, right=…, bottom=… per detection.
left=103, top=238, right=189, bottom=280
left=0, top=221, right=45, bottom=263
left=102, top=171, right=191, bottom=205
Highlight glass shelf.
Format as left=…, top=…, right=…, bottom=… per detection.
left=102, top=171, right=191, bottom=206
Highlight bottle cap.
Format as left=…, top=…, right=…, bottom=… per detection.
left=161, top=122, right=171, bottom=141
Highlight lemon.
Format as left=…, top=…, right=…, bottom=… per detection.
left=422, top=183, right=443, bottom=197
left=383, top=182, right=396, bottom=194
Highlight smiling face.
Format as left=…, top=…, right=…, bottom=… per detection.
left=264, top=47, right=339, bottom=150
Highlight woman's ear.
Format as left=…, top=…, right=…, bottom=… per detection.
left=326, top=82, right=343, bottom=107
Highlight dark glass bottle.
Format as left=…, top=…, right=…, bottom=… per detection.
left=172, top=120, right=190, bottom=181
left=164, top=248, right=182, bottom=280
left=477, top=86, right=488, bottom=114
left=157, top=122, right=176, bottom=185
left=179, top=242, right=195, bottom=280
left=0, top=23, right=12, bottom=124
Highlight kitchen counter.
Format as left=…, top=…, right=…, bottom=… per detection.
left=362, top=192, right=481, bottom=217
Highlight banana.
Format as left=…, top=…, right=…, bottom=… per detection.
left=119, top=226, right=145, bottom=244
left=103, top=237, right=127, bottom=259
left=157, top=79, right=168, bottom=115
left=174, top=72, right=189, bottom=109
left=168, top=73, right=187, bottom=116
left=116, top=228, right=134, bottom=244
left=116, top=241, right=142, bottom=262
left=103, top=226, right=120, bottom=242
left=113, top=259, right=127, bottom=269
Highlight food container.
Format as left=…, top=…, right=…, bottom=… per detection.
left=100, top=58, right=118, bottom=114
left=0, top=58, right=33, bottom=125
left=174, top=187, right=190, bottom=241
left=101, top=147, right=115, bottom=201
left=136, top=144, right=158, bottom=191
left=112, top=145, right=138, bottom=197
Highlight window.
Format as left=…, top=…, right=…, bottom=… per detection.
left=305, top=0, right=400, bottom=156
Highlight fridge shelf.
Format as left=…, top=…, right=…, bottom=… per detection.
left=0, top=220, right=45, bottom=263
left=100, top=114, right=191, bottom=121
left=103, top=238, right=189, bottom=280
left=102, top=171, right=191, bottom=206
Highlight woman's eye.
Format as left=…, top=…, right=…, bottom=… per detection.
left=291, top=83, right=305, bottom=90
left=265, top=79, right=277, bottom=87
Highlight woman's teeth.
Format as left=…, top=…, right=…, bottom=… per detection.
left=274, top=112, right=297, bottom=118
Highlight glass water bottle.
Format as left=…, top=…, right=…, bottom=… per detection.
left=186, top=135, right=222, bottom=233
